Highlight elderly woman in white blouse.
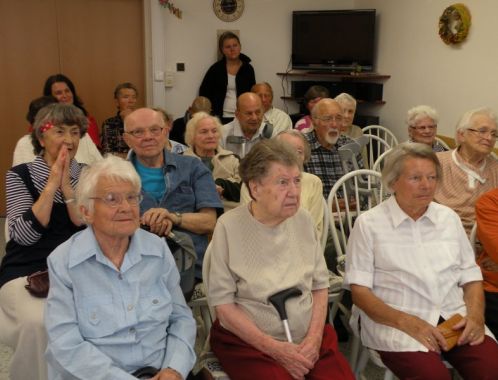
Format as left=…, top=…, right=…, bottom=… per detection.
left=345, top=143, right=498, bottom=380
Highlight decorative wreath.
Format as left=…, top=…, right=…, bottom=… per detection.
left=439, top=3, right=471, bottom=45
left=158, top=0, right=182, bottom=19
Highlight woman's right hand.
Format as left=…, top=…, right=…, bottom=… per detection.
left=266, top=340, right=314, bottom=380
left=46, top=146, right=69, bottom=193
left=400, top=314, right=447, bottom=352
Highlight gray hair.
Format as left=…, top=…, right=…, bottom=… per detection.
left=455, top=107, right=498, bottom=145
left=275, top=130, right=311, bottom=164
left=184, top=112, right=222, bottom=148
left=76, top=155, right=141, bottom=216
left=31, top=103, right=88, bottom=155
left=239, top=139, right=302, bottom=200
left=311, top=98, right=342, bottom=119
left=406, top=105, right=439, bottom=127
left=335, top=92, right=357, bottom=108
left=382, top=142, right=441, bottom=192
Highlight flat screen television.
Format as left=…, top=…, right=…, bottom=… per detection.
left=292, top=9, right=376, bottom=72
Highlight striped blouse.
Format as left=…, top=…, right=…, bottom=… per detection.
left=6, top=156, right=83, bottom=246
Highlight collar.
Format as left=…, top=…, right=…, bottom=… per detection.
left=68, top=227, right=163, bottom=271
left=386, top=196, right=437, bottom=228
left=127, top=148, right=178, bottom=173
left=230, top=118, right=266, bottom=141
left=451, top=149, right=487, bottom=188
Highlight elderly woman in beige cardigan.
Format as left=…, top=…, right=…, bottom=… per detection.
left=184, top=112, right=240, bottom=209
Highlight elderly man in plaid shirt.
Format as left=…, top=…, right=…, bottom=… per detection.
left=303, top=98, right=364, bottom=198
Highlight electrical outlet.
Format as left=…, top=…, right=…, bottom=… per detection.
left=176, top=63, right=185, bottom=71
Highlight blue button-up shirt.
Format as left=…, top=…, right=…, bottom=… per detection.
left=129, top=148, right=223, bottom=277
left=45, top=227, right=196, bottom=380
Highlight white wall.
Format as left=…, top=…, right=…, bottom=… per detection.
left=355, top=0, right=498, bottom=141
left=149, top=0, right=354, bottom=119
left=149, top=0, right=498, bottom=142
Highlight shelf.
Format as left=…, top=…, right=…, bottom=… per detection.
left=277, top=70, right=390, bottom=80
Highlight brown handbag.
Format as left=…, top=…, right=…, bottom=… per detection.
left=437, top=314, right=463, bottom=350
left=25, top=270, right=50, bottom=298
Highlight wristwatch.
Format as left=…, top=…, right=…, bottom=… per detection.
left=173, top=212, right=182, bottom=227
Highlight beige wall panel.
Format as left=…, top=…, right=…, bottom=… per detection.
left=56, top=0, right=145, bottom=129
left=0, top=0, right=60, bottom=215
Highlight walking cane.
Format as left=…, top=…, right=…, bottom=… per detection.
left=268, top=287, right=302, bottom=343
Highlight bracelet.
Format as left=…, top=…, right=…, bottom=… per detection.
left=174, top=212, right=182, bottom=227
left=64, top=198, right=76, bottom=204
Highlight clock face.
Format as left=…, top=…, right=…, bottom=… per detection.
left=213, top=0, right=244, bottom=22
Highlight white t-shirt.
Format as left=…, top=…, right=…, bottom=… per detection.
left=222, top=74, right=237, bottom=117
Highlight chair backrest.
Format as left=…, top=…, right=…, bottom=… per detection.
left=434, top=136, right=451, bottom=151
left=326, top=169, right=387, bottom=274
left=356, top=134, right=392, bottom=170
left=338, top=140, right=363, bottom=173
left=321, top=197, right=330, bottom=252
left=372, top=148, right=393, bottom=172
left=201, top=244, right=217, bottom=324
left=362, top=125, right=399, bottom=147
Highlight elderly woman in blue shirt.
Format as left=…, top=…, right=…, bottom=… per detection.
left=44, top=155, right=196, bottom=380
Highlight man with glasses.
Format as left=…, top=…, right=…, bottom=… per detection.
left=123, top=108, right=223, bottom=279
left=221, top=92, right=277, bottom=158
left=303, top=98, right=364, bottom=197
left=406, top=105, right=448, bottom=152
left=434, top=107, right=498, bottom=235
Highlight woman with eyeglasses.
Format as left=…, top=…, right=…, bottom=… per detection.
left=0, top=103, right=87, bottom=380
left=44, top=155, right=196, bottom=379
left=434, top=107, right=498, bottom=235
left=406, top=105, right=447, bottom=152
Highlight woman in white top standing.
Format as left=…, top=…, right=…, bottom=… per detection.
left=199, top=31, right=255, bottom=124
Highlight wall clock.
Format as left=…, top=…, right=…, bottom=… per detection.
left=213, top=0, right=244, bottom=22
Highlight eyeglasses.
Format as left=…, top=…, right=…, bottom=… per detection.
left=467, top=128, right=497, bottom=139
left=90, top=192, right=143, bottom=208
left=410, top=125, right=437, bottom=131
left=316, top=115, right=343, bottom=124
left=125, top=126, right=164, bottom=138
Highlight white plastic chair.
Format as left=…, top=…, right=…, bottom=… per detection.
left=188, top=247, right=230, bottom=380
left=326, top=169, right=387, bottom=368
left=356, top=134, right=392, bottom=170
left=362, top=125, right=399, bottom=147
left=372, top=148, right=393, bottom=173
left=321, top=197, right=330, bottom=252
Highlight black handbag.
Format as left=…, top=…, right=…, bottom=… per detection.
left=131, top=366, right=159, bottom=379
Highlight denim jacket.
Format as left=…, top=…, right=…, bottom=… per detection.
left=129, top=149, right=223, bottom=276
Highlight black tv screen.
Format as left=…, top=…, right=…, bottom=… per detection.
left=292, top=9, right=376, bottom=71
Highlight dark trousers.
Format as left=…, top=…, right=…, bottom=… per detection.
left=210, top=320, right=354, bottom=380
left=378, top=336, right=498, bottom=380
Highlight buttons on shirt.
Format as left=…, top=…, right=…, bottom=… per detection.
left=129, top=327, right=136, bottom=334
left=118, top=273, right=123, bottom=280
left=152, top=299, right=159, bottom=305
left=127, top=304, right=134, bottom=311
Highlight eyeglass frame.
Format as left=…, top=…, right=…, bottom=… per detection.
left=409, top=124, right=437, bottom=131
left=124, top=126, right=165, bottom=138
left=315, top=115, right=344, bottom=124
left=466, top=128, right=498, bottom=139
left=89, top=192, right=143, bottom=208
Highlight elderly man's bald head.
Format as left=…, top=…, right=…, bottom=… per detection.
left=235, top=93, right=264, bottom=138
